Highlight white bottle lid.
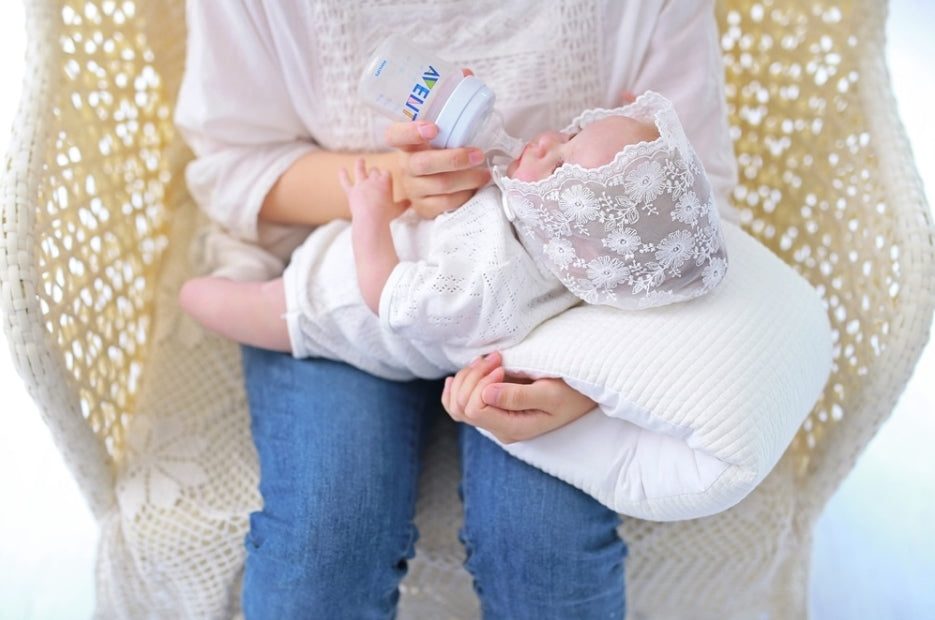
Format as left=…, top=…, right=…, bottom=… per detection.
left=430, top=75, right=495, bottom=149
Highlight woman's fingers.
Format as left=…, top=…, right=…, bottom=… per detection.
left=403, top=169, right=491, bottom=218
left=482, top=379, right=553, bottom=413
left=405, top=146, right=486, bottom=176
left=483, top=375, right=597, bottom=421
left=383, top=119, right=490, bottom=217
left=384, top=121, right=438, bottom=149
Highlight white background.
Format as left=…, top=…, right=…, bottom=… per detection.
left=0, top=1, right=932, bottom=618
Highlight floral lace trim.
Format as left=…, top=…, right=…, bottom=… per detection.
left=494, top=91, right=728, bottom=309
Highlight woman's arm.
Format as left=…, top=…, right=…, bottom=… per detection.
left=176, top=1, right=332, bottom=239
left=259, top=121, right=491, bottom=226
left=258, top=149, right=397, bottom=227
left=177, top=2, right=490, bottom=237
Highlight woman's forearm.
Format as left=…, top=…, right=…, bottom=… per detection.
left=259, top=150, right=398, bottom=226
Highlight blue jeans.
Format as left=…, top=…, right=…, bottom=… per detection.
left=240, top=347, right=627, bottom=619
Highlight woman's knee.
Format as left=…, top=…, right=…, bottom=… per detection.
left=240, top=350, right=442, bottom=616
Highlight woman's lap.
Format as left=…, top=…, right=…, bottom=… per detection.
left=240, top=347, right=439, bottom=618
left=240, top=346, right=625, bottom=619
left=459, top=425, right=627, bottom=620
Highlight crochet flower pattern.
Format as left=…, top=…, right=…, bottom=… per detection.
left=116, top=414, right=209, bottom=516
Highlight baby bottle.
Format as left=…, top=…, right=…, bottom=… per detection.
left=358, top=35, right=524, bottom=158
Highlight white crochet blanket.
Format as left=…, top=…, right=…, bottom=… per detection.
left=490, top=222, right=833, bottom=521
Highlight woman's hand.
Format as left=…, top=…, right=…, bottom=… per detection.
left=442, top=351, right=597, bottom=444
left=384, top=120, right=491, bottom=218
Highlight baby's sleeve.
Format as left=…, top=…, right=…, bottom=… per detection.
left=378, top=254, right=504, bottom=347
left=377, top=204, right=574, bottom=354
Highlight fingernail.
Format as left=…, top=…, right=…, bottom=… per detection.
left=417, top=123, right=437, bottom=139
left=468, top=149, right=485, bottom=165
left=483, top=384, right=501, bottom=407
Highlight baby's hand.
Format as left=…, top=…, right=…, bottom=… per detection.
left=339, top=157, right=409, bottom=224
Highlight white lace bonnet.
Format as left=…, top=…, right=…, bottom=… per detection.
left=492, top=91, right=728, bottom=310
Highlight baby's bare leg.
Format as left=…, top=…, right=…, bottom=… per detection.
left=179, top=276, right=292, bottom=352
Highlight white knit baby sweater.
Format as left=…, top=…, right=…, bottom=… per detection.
left=283, top=186, right=577, bottom=380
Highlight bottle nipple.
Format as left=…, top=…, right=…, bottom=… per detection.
left=485, top=125, right=525, bottom=159
left=475, top=114, right=525, bottom=166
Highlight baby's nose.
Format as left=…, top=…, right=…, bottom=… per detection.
left=535, top=131, right=565, bottom=155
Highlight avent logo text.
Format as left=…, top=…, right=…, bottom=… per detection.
left=403, top=66, right=440, bottom=120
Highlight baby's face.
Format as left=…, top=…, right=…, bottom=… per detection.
left=506, top=115, right=660, bottom=182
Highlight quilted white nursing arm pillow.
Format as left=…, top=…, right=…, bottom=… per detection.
left=492, top=222, right=833, bottom=521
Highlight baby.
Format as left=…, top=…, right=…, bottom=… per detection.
left=179, top=91, right=728, bottom=380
